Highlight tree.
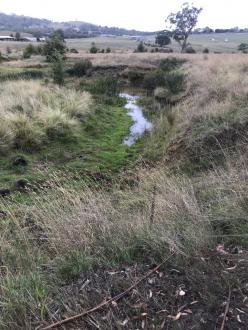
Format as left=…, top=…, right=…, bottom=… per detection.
left=15, top=32, right=21, bottom=40
left=136, top=41, right=146, bottom=53
left=166, top=3, right=202, bottom=52
left=53, top=29, right=65, bottom=41
left=6, top=46, right=11, bottom=54
left=43, top=33, right=67, bottom=62
left=23, top=44, right=37, bottom=59
left=155, top=31, right=171, bottom=47
left=51, top=52, right=65, bottom=85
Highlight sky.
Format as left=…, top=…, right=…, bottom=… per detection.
left=0, top=0, right=248, bottom=31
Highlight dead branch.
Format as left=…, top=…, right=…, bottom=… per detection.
left=149, top=184, right=157, bottom=227
left=42, top=253, right=174, bottom=330
left=220, top=287, right=231, bottom=330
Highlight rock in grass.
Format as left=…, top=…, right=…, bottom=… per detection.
left=12, top=155, right=28, bottom=166
left=0, top=210, right=7, bottom=218
left=14, top=179, right=28, bottom=191
left=0, top=189, right=11, bottom=197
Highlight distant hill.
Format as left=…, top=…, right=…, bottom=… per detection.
left=0, top=13, right=155, bottom=38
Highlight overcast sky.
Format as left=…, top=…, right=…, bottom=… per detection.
left=0, top=0, right=248, bottom=31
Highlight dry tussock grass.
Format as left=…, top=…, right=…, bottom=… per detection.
left=0, top=80, right=93, bottom=151
left=68, top=52, right=248, bottom=68
left=182, top=54, right=248, bottom=121
left=3, top=169, right=212, bottom=263
left=154, top=54, right=248, bottom=169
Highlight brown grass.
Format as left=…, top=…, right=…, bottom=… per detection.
left=1, top=52, right=248, bottom=328
left=0, top=80, right=93, bottom=151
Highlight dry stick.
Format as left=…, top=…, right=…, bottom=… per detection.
left=42, top=253, right=174, bottom=330
left=220, top=287, right=231, bottom=330
left=149, top=184, right=157, bottom=227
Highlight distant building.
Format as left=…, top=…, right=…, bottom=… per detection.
left=128, top=36, right=145, bottom=41
left=22, top=37, right=37, bottom=42
left=101, top=34, right=116, bottom=38
left=0, top=36, right=15, bottom=41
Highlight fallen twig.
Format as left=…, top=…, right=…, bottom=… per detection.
left=42, top=254, right=174, bottom=330
left=149, top=184, right=157, bottom=227
left=220, top=287, right=231, bottom=330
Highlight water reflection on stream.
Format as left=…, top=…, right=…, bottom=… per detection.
left=120, top=93, right=153, bottom=146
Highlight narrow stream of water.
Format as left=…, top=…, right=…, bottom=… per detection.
left=120, top=93, right=153, bottom=146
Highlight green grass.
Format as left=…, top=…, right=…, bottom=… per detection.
left=188, top=32, right=248, bottom=53
left=41, top=104, right=140, bottom=173
left=0, top=103, right=140, bottom=188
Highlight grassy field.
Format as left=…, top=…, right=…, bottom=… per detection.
left=0, top=47, right=248, bottom=328
left=189, top=32, right=248, bottom=52
left=67, top=33, right=248, bottom=53
left=1, top=32, right=248, bottom=55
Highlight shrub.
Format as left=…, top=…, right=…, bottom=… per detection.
left=135, top=41, right=146, bottom=53
left=23, top=44, right=37, bottom=59
left=203, top=48, right=209, bottom=54
left=69, top=59, right=92, bottom=77
left=143, top=70, right=165, bottom=92
left=106, top=47, right=111, bottom=53
left=89, top=43, right=98, bottom=54
left=164, top=71, right=186, bottom=94
left=36, top=45, right=43, bottom=55
left=185, top=46, right=196, bottom=53
left=238, top=43, right=248, bottom=53
left=159, top=57, right=186, bottom=72
left=128, top=69, right=145, bottom=86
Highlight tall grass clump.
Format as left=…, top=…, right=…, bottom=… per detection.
left=0, top=120, right=13, bottom=154
left=9, top=113, right=44, bottom=151
left=69, top=59, right=92, bottom=77
left=0, top=80, right=93, bottom=152
left=39, top=109, right=79, bottom=140
left=10, top=171, right=212, bottom=267
left=159, top=57, right=186, bottom=72
left=0, top=272, right=51, bottom=329
left=89, top=76, right=119, bottom=96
